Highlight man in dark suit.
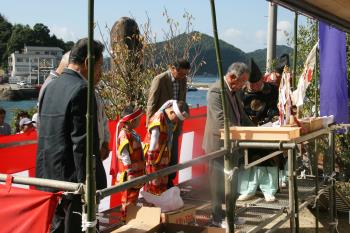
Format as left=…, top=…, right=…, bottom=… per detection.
left=146, top=59, right=190, bottom=188
left=203, top=62, right=252, bottom=225
left=36, top=38, right=107, bottom=233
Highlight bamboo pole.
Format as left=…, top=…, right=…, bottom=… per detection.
left=293, top=12, right=298, bottom=90
left=86, top=0, right=96, bottom=232
left=209, top=0, right=234, bottom=232
left=313, top=21, right=319, bottom=233
left=314, top=21, right=319, bottom=117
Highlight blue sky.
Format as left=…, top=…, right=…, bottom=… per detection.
left=2, top=0, right=307, bottom=52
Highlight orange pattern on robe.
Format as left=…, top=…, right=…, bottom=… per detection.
left=116, top=128, right=145, bottom=214
left=143, top=111, right=175, bottom=195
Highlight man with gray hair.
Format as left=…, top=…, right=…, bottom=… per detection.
left=203, top=62, right=253, bottom=226
left=38, top=51, right=70, bottom=106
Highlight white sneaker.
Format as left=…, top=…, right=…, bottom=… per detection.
left=237, top=194, right=255, bottom=201
left=264, top=194, right=276, bottom=202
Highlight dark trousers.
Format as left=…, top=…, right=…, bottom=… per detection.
left=50, top=195, right=83, bottom=233
left=167, top=130, right=179, bottom=188
left=209, top=157, right=225, bottom=222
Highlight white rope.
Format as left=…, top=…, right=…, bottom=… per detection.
left=312, top=189, right=327, bottom=208
left=329, top=218, right=339, bottom=233
left=62, top=184, right=84, bottom=196
left=81, top=212, right=97, bottom=232
left=224, top=169, right=234, bottom=181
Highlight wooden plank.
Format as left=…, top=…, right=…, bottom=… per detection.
left=220, top=126, right=301, bottom=141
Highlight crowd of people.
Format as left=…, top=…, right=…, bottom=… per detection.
left=0, top=108, right=37, bottom=135
left=1, top=34, right=289, bottom=231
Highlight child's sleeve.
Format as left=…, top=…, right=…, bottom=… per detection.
left=120, top=147, right=131, bottom=166
left=148, top=127, right=160, bottom=151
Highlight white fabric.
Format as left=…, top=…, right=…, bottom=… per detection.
left=31, top=113, right=38, bottom=128
left=159, top=99, right=174, bottom=111
left=141, top=187, right=184, bottom=212
left=172, top=100, right=185, bottom=120
left=149, top=127, right=160, bottom=151
left=292, top=42, right=318, bottom=107
left=120, top=146, right=131, bottom=166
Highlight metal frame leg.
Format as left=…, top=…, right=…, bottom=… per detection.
left=314, top=139, right=319, bottom=233
left=329, top=131, right=336, bottom=233
left=288, top=149, right=295, bottom=233
left=293, top=148, right=300, bottom=233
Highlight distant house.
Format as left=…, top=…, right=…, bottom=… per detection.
left=8, top=46, right=63, bottom=84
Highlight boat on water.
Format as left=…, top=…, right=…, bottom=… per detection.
left=187, top=84, right=198, bottom=92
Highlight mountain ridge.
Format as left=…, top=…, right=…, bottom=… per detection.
left=172, top=31, right=293, bottom=75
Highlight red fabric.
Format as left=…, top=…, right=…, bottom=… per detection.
left=0, top=106, right=208, bottom=210
left=0, top=175, right=61, bottom=233
left=0, top=131, right=37, bottom=174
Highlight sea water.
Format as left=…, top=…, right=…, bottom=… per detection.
left=0, top=75, right=217, bottom=124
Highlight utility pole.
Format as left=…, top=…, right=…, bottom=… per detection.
left=266, top=2, right=277, bottom=72
left=37, top=58, right=40, bottom=85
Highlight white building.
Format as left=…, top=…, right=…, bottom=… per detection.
left=8, top=46, right=63, bottom=84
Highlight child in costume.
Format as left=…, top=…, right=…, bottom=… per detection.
left=111, top=105, right=145, bottom=218
left=143, top=100, right=189, bottom=195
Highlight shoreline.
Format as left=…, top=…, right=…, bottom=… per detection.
left=0, top=84, right=39, bottom=100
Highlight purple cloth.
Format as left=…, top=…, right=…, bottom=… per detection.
left=319, top=22, right=349, bottom=123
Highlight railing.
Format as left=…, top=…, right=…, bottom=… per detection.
left=1, top=124, right=346, bottom=233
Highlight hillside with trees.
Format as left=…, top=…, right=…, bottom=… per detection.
left=0, top=14, right=73, bottom=70
left=167, top=31, right=293, bottom=75
left=1, top=13, right=293, bottom=75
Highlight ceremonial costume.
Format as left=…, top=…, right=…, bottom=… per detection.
left=143, top=110, right=175, bottom=195
left=237, top=59, right=286, bottom=201
left=111, top=109, right=144, bottom=217
left=117, top=128, right=144, bottom=207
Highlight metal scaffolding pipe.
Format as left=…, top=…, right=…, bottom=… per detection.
left=237, top=141, right=296, bottom=149
left=266, top=2, right=277, bottom=71
left=0, top=174, right=83, bottom=193
left=288, top=149, right=296, bottom=232
left=244, top=150, right=283, bottom=169
left=97, top=149, right=228, bottom=199
left=328, top=131, right=336, bottom=233
left=265, top=199, right=312, bottom=233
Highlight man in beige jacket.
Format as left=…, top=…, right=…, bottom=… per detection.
left=146, top=59, right=190, bottom=188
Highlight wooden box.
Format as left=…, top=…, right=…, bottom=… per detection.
left=221, top=126, right=301, bottom=141
left=298, top=117, right=324, bottom=134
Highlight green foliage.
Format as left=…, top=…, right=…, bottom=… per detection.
left=156, top=32, right=292, bottom=76
left=0, top=14, right=74, bottom=71
left=247, top=45, right=293, bottom=73
left=98, top=10, right=205, bottom=119
left=6, top=24, right=36, bottom=54
left=0, top=14, right=13, bottom=69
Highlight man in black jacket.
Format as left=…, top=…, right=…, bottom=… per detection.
left=36, top=38, right=107, bottom=233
